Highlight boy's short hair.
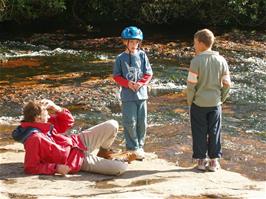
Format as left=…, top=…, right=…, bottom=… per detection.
left=23, top=101, right=43, bottom=122
left=194, top=29, right=215, bottom=48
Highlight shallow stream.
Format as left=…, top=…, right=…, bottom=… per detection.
left=0, top=37, right=265, bottom=180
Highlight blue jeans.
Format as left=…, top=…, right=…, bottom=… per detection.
left=122, top=100, right=147, bottom=150
left=190, top=103, right=222, bottom=159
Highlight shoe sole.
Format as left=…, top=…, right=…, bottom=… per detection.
left=208, top=167, right=220, bottom=172
left=197, top=167, right=206, bottom=171
left=106, top=152, right=137, bottom=164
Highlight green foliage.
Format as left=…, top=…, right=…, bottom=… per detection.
left=0, top=0, right=5, bottom=10
left=138, top=0, right=191, bottom=24
left=80, top=0, right=266, bottom=27
left=227, top=0, right=266, bottom=26
left=0, top=0, right=265, bottom=28
left=0, top=0, right=66, bottom=22
left=136, top=0, right=266, bottom=27
left=70, top=0, right=140, bottom=23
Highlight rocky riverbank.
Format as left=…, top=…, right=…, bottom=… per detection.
left=0, top=29, right=265, bottom=198
left=0, top=142, right=265, bottom=199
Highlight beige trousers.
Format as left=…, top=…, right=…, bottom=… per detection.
left=78, top=120, right=127, bottom=175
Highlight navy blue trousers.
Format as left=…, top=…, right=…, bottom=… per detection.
left=190, top=103, right=222, bottom=159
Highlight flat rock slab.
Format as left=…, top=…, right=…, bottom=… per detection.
left=0, top=143, right=265, bottom=199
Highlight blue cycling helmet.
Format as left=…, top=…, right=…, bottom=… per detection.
left=121, top=26, right=143, bottom=40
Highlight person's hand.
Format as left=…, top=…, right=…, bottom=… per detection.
left=188, top=105, right=191, bottom=118
left=128, top=81, right=136, bottom=92
left=41, top=99, right=62, bottom=112
left=133, top=82, right=142, bottom=91
left=56, top=164, right=70, bottom=175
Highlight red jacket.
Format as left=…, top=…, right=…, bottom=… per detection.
left=19, top=109, right=87, bottom=175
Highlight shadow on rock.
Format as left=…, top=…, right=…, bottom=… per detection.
left=0, top=162, right=25, bottom=179
left=0, top=162, right=200, bottom=182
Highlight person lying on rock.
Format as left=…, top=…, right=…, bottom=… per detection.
left=12, top=99, right=136, bottom=176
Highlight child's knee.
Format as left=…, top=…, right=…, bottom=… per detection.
left=107, top=119, right=119, bottom=130
left=99, top=160, right=128, bottom=176
left=113, top=162, right=128, bottom=176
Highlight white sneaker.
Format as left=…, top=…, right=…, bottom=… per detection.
left=133, top=148, right=145, bottom=160
left=197, top=159, right=208, bottom=171
left=208, top=158, right=221, bottom=172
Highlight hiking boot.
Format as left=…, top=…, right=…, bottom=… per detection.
left=133, top=148, right=145, bottom=160
left=197, top=159, right=208, bottom=171
left=111, top=151, right=137, bottom=163
left=97, top=147, right=117, bottom=159
left=208, top=158, right=221, bottom=172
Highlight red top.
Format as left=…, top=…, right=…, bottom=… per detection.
left=21, top=109, right=87, bottom=175
left=114, top=73, right=152, bottom=88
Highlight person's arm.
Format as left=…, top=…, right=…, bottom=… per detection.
left=55, top=164, right=70, bottom=175
left=113, top=56, right=131, bottom=88
left=48, top=109, right=74, bottom=133
left=221, top=61, right=232, bottom=102
left=187, top=60, right=198, bottom=106
left=42, top=99, right=74, bottom=133
left=113, top=75, right=130, bottom=88
left=114, top=75, right=138, bottom=92
left=134, top=74, right=153, bottom=91
left=24, top=135, right=57, bottom=175
left=137, top=73, right=153, bottom=85
left=113, top=56, right=137, bottom=91
left=24, top=135, right=70, bottom=175
left=134, top=52, right=153, bottom=90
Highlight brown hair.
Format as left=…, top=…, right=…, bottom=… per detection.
left=23, top=101, right=43, bottom=122
left=194, top=29, right=215, bottom=48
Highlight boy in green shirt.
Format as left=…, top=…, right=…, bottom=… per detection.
left=187, top=29, right=231, bottom=171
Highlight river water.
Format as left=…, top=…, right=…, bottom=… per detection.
left=0, top=33, right=265, bottom=180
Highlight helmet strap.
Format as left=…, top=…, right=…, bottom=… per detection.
left=126, top=40, right=132, bottom=68
left=138, top=41, right=142, bottom=50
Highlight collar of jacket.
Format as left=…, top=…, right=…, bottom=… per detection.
left=21, top=122, right=52, bottom=135
left=199, top=50, right=219, bottom=56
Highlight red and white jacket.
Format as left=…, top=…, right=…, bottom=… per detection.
left=17, top=109, right=87, bottom=175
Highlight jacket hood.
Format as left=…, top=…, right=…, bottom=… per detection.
left=12, top=126, right=41, bottom=143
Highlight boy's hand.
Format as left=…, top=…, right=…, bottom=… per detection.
left=133, top=82, right=142, bottom=91
left=41, top=99, right=62, bottom=112
left=56, top=164, right=70, bottom=175
left=128, top=81, right=136, bottom=92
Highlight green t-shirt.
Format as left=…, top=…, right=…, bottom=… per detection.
left=187, top=50, right=231, bottom=107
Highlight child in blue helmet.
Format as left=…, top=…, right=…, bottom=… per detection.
left=113, top=26, right=153, bottom=160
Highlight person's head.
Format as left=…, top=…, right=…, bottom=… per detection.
left=23, top=101, right=49, bottom=123
left=121, top=26, right=143, bottom=53
left=193, top=29, right=215, bottom=54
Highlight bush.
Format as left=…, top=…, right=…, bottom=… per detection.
left=0, top=0, right=66, bottom=22
left=0, top=0, right=265, bottom=28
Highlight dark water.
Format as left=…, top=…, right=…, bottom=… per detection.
left=0, top=39, right=265, bottom=180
